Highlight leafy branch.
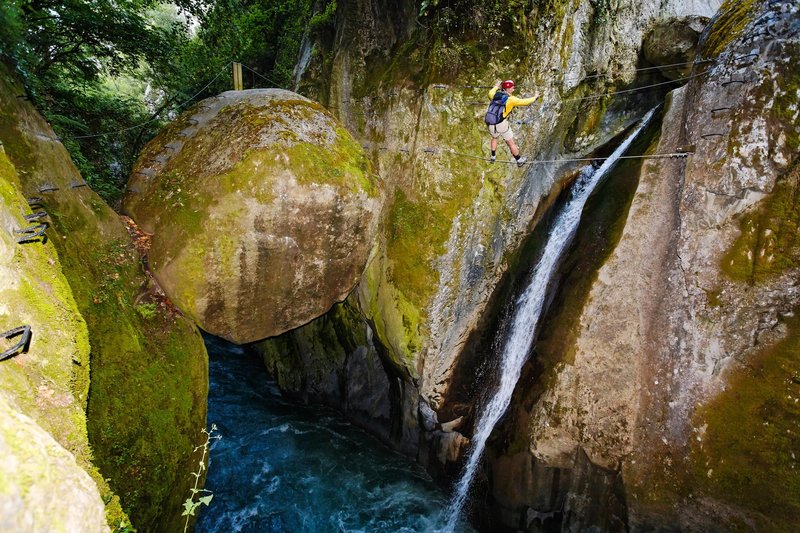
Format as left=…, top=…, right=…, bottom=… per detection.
left=182, top=424, right=221, bottom=533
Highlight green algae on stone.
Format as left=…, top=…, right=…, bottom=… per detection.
left=125, top=89, right=382, bottom=344
left=699, top=0, right=758, bottom=58
left=721, top=163, right=800, bottom=283
left=0, top=148, right=129, bottom=530
left=690, top=313, right=800, bottom=529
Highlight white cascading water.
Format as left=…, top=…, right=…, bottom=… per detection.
left=442, top=108, right=657, bottom=531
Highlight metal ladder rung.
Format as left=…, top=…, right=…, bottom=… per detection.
left=0, top=325, right=31, bottom=361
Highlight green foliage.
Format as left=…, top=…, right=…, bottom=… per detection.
left=418, top=0, right=531, bottom=43
left=182, top=425, right=220, bottom=533
left=135, top=303, right=159, bottom=320
left=309, top=0, right=336, bottom=33
left=3, top=0, right=318, bottom=205
left=589, top=0, right=613, bottom=24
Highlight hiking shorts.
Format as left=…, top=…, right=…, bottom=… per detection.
left=487, top=119, right=513, bottom=141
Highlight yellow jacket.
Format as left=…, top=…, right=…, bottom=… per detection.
left=488, top=86, right=537, bottom=119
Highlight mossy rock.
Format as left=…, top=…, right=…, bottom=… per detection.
left=0, top=396, right=108, bottom=533
left=0, top=61, right=208, bottom=532
left=643, top=16, right=709, bottom=80
left=123, top=89, right=382, bottom=344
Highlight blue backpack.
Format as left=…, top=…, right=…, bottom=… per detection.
left=485, top=91, right=508, bottom=125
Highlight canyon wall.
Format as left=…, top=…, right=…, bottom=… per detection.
left=0, top=61, right=209, bottom=532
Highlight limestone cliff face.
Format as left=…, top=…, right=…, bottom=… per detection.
left=486, top=1, right=800, bottom=530
left=280, top=0, right=719, bottom=449
left=0, top=397, right=108, bottom=532
left=257, top=0, right=798, bottom=529
left=123, top=89, right=381, bottom=344
left=0, top=62, right=208, bottom=532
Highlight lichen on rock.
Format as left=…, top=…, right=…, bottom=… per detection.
left=124, top=89, right=382, bottom=344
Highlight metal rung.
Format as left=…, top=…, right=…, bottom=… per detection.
left=423, top=148, right=438, bottom=154
left=399, top=148, right=410, bottom=153
left=710, top=107, right=733, bottom=113
left=26, top=197, right=44, bottom=206
left=701, top=132, right=726, bottom=139
left=38, top=184, right=59, bottom=193
left=14, top=222, right=48, bottom=244
left=432, top=84, right=447, bottom=89
left=0, top=325, right=31, bottom=361
left=23, top=211, right=47, bottom=221
left=742, top=31, right=769, bottom=43
left=721, top=79, right=746, bottom=86
left=69, top=181, right=88, bottom=189
left=732, top=53, right=759, bottom=64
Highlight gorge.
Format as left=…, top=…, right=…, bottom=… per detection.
left=1, top=0, right=799, bottom=531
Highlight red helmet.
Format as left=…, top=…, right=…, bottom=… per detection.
left=501, top=80, right=515, bottom=90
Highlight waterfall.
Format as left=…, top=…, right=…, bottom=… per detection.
left=442, top=108, right=657, bottom=531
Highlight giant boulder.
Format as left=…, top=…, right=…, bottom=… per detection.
left=123, top=89, right=381, bottom=343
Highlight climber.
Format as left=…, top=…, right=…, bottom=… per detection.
left=485, top=79, right=538, bottom=167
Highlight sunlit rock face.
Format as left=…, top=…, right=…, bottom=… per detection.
left=520, top=1, right=800, bottom=529
left=0, top=398, right=108, bottom=533
left=123, top=89, right=382, bottom=344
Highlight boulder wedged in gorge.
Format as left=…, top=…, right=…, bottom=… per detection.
left=123, top=89, right=382, bottom=344
left=643, top=16, right=709, bottom=79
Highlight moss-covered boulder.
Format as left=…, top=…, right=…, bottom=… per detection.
left=0, top=62, right=208, bottom=532
left=123, top=89, right=382, bottom=344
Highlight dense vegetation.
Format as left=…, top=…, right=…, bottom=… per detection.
left=0, top=0, right=335, bottom=204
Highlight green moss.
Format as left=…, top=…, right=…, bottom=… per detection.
left=256, top=300, right=369, bottom=394
left=722, top=163, right=800, bottom=283
left=700, top=0, right=758, bottom=58
left=771, top=53, right=800, bottom=154
left=286, top=126, right=375, bottom=194
left=689, top=313, right=800, bottom=529
left=0, top=149, right=127, bottom=525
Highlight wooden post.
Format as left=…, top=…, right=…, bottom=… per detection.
left=233, top=62, right=243, bottom=91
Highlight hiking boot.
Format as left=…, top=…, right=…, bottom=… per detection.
left=490, top=155, right=496, bottom=164
left=516, top=156, right=527, bottom=167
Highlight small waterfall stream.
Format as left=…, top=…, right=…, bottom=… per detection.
left=443, top=108, right=657, bottom=531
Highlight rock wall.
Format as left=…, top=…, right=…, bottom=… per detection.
left=285, top=0, right=720, bottom=458
left=261, top=0, right=800, bottom=529
left=0, top=62, right=209, bottom=532
left=485, top=1, right=800, bottom=530
left=0, top=145, right=110, bottom=531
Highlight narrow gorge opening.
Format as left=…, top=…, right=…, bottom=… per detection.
left=196, top=333, right=475, bottom=532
